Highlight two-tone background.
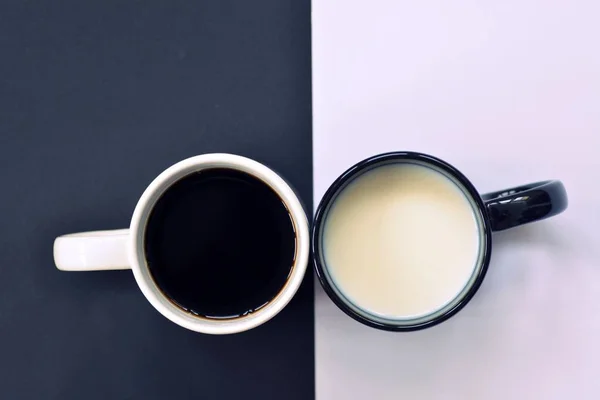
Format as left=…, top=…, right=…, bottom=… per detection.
left=1, top=1, right=599, bottom=399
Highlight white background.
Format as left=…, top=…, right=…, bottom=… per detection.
left=312, top=1, right=600, bottom=399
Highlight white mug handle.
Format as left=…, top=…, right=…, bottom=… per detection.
left=53, top=229, right=131, bottom=271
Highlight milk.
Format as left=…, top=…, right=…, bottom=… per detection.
left=322, top=163, right=481, bottom=319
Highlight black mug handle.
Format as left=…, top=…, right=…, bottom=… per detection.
left=482, top=180, right=568, bottom=232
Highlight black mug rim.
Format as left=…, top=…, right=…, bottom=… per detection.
left=311, top=152, right=493, bottom=331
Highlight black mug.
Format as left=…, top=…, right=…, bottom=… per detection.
left=312, top=152, right=567, bottom=331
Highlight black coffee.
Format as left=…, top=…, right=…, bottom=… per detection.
left=145, top=168, right=296, bottom=319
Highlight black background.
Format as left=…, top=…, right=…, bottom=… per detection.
left=0, top=1, right=313, bottom=399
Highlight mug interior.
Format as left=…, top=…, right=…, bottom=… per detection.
left=313, top=152, right=492, bottom=330
left=129, top=154, right=309, bottom=334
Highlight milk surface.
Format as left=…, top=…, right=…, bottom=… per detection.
left=323, top=163, right=481, bottom=319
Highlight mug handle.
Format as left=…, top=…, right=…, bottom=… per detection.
left=482, top=180, right=568, bottom=232
left=53, top=229, right=131, bottom=271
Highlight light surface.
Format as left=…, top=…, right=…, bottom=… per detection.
left=313, top=1, right=600, bottom=399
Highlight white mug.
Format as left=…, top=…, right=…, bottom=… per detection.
left=53, top=154, right=310, bottom=334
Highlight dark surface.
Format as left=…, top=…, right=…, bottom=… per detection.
left=312, top=152, right=492, bottom=332
left=0, top=1, right=313, bottom=399
left=482, top=180, right=568, bottom=231
left=146, top=169, right=296, bottom=319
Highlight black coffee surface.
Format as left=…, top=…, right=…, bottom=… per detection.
left=145, top=168, right=296, bottom=318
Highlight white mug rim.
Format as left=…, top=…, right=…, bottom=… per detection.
left=128, top=153, right=309, bottom=334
